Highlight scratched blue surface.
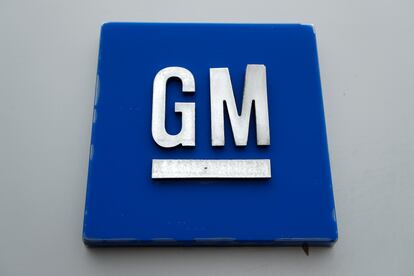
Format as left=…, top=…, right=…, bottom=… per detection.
left=83, top=23, right=338, bottom=246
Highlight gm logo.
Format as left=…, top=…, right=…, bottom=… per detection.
left=151, top=65, right=271, bottom=179
left=83, top=23, right=338, bottom=246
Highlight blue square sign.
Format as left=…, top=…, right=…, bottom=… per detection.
left=83, top=23, right=338, bottom=246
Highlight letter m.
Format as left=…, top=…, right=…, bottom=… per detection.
left=210, top=64, right=270, bottom=146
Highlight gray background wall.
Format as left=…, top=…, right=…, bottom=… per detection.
left=1, top=0, right=413, bottom=275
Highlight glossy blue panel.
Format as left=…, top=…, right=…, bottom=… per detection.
left=83, top=23, right=337, bottom=246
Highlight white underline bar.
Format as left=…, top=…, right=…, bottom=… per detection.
left=152, top=159, right=271, bottom=179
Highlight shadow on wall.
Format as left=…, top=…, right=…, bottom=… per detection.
left=84, top=246, right=335, bottom=269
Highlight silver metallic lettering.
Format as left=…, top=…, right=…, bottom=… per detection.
left=210, top=65, right=270, bottom=146
left=152, top=67, right=195, bottom=148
